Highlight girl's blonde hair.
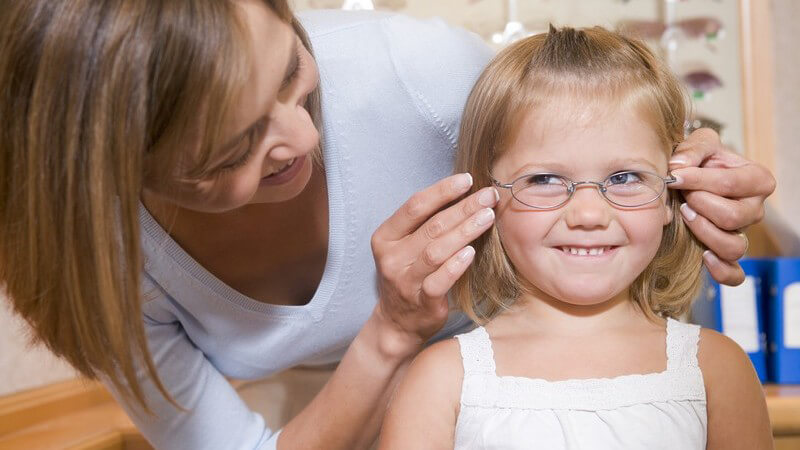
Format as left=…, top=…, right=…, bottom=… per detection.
left=0, top=0, right=319, bottom=412
left=453, top=25, right=704, bottom=324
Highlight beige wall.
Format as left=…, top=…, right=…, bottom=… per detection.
left=0, top=299, right=76, bottom=397
left=771, top=0, right=800, bottom=241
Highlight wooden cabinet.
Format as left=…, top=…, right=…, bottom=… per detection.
left=1, top=380, right=799, bottom=449
left=767, top=385, right=800, bottom=450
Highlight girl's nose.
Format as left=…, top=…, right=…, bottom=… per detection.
left=563, top=185, right=612, bottom=229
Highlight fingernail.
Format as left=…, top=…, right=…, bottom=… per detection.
left=458, top=246, right=475, bottom=262
left=703, top=250, right=719, bottom=266
left=475, top=208, right=495, bottom=226
left=455, top=173, right=473, bottom=190
left=680, top=203, right=697, bottom=221
left=478, top=188, right=498, bottom=207
left=669, top=157, right=688, bottom=167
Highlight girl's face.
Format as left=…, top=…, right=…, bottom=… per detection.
left=145, top=0, right=320, bottom=213
left=491, top=100, right=673, bottom=307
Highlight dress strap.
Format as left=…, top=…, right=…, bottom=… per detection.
left=455, top=326, right=497, bottom=375
left=666, top=317, right=701, bottom=371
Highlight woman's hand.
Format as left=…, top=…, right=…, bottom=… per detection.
left=669, top=128, right=776, bottom=286
left=370, top=173, right=498, bottom=358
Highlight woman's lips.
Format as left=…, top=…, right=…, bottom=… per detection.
left=259, top=155, right=305, bottom=186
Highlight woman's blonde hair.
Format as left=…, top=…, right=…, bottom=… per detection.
left=0, top=0, right=319, bottom=412
left=453, top=25, right=704, bottom=324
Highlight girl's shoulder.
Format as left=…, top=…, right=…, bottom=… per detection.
left=415, top=337, right=465, bottom=381
left=696, top=327, right=760, bottom=390
left=696, top=327, right=773, bottom=447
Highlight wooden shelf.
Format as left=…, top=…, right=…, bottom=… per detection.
left=765, top=384, right=800, bottom=450
left=0, top=379, right=798, bottom=449
left=0, top=380, right=149, bottom=450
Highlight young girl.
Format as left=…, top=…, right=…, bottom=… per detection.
left=379, top=26, right=772, bottom=449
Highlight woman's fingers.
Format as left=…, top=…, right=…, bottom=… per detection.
left=411, top=205, right=495, bottom=279
left=420, top=246, right=476, bottom=306
left=703, top=250, right=746, bottom=286
left=681, top=190, right=765, bottom=232
left=371, top=177, right=499, bottom=344
left=679, top=203, right=749, bottom=262
left=670, top=164, right=775, bottom=200
left=670, top=128, right=728, bottom=165
left=373, top=184, right=497, bottom=286
left=669, top=128, right=775, bottom=203
left=374, top=173, right=474, bottom=242
left=418, top=187, right=499, bottom=241
left=667, top=127, right=775, bottom=286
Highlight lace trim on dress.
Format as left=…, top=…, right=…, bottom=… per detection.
left=455, top=318, right=706, bottom=411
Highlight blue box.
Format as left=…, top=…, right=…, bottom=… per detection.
left=767, top=258, right=800, bottom=384
left=692, top=259, right=769, bottom=382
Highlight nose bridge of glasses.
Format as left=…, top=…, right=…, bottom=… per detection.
left=567, top=181, right=613, bottom=207
left=569, top=180, right=608, bottom=195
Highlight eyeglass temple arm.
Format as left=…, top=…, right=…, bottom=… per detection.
left=490, top=178, right=514, bottom=189
left=664, top=175, right=678, bottom=185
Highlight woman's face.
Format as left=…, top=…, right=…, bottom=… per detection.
left=145, top=0, right=320, bottom=213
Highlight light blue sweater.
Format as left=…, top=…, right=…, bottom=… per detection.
left=122, top=10, right=492, bottom=449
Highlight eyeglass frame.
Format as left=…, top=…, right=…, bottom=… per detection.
left=491, top=170, right=678, bottom=210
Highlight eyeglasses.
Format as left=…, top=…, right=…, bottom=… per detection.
left=491, top=170, right=677, bottom=210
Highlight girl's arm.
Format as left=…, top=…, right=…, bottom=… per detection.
left=698, top=328, right=774, bottom=449
left=379, top=340, right=463, bottom=449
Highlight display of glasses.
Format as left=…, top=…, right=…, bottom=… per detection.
left=616, top=0, right=733, bottom=146
left=294, top=0, right=745, bottom=154
left=341, top=0, right=374, bottom=10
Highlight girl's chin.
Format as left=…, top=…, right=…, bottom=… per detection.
left=535, top=283, right=628, bottom=308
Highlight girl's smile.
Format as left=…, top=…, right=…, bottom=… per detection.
left=492, top=99, right=673, bottom=308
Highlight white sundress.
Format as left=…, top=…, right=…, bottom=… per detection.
left=453, top=318, right=707, bottom=449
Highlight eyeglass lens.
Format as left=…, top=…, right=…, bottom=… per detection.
left=511, top=171, right=666, bottom=208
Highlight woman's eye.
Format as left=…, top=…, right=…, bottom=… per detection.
left=281, top=44, right=304, bottom=89
left=218, top=119, right=266, bottom=173
left=608, top=172, right=643, bottom=185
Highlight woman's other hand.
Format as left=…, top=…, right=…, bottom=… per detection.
left=669, top=128, right=776, bottom=286
left=370, top=173, right=498, bottom=358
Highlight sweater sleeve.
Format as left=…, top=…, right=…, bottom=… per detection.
left=102, top=307, right=280, bottom=450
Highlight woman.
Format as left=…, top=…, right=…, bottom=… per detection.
left=0, top=1, right=774, bottom=449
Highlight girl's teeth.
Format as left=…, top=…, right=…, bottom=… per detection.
left=561, top=246, right=609, bottom=256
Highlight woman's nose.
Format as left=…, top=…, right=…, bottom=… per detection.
left=266, top=100, right=319, bottom=160
left=563, top=185, right=612, bottom=229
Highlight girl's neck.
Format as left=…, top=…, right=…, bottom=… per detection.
left=507, top=286, right=649, bottom=338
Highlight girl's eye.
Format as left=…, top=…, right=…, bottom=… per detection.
left=528, top=174, right=563, bottom=185
left=608, top=171, right=643, bottom=185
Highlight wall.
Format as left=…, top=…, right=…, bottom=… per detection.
left=771, top=0, right=800, bottom=243
left=0, top=299, right=76, bottom=397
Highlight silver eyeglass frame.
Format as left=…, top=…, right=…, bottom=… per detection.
left=491, top=170, right=678, bottom=210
